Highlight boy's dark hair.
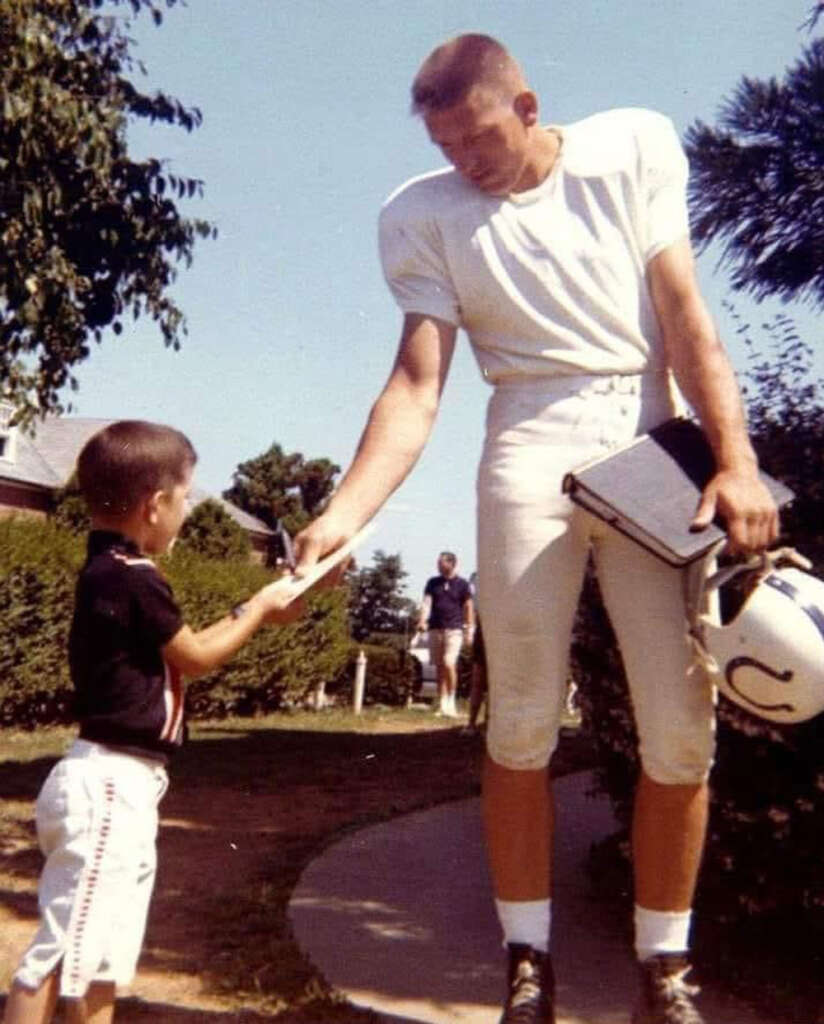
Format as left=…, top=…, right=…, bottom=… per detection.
left=77, top=420, right=197, bottom=518
left=439, top=551, right=457, bottom=566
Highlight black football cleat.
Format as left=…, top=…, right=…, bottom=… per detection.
left=632, top=952, right=705, bottom=1024
left=499, top=943, right=555, bottom=1024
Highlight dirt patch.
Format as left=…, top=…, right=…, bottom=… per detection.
left=0, top=711, right=591, bottom=1021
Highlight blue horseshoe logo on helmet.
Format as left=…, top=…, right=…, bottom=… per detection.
left=725, top=657, right=795, bottom=715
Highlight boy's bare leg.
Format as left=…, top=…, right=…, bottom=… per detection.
left=3, top=973, right=59, bottom=1024
left=64, top=983, right=116, bottom=1024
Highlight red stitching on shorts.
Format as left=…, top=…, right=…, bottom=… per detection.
left=65, top=777, right=116, bottom=992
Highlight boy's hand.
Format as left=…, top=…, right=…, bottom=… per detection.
left=255, top=581, right=306, bottom=625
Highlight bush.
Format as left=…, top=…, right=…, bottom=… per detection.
left=331, top=643, right=417, bottom=707
left=177, top=499, right=251, bottom=561
left=0, top=517, right=351, bottom=726
left=698, top=703, right=824, bottom=925
left=0, top=518, right=81, bottom=727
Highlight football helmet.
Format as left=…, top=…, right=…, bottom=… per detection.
left=687, top=546, right=824, bottom=724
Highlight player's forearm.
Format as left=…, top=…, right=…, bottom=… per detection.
left=649, top=242, right=759, bottom=476
left=326, top=382, right=438, bottom=531
left=668, top=310, right=758, bottom=476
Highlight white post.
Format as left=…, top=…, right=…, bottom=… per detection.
left=353, top=649, right=367, bottom=714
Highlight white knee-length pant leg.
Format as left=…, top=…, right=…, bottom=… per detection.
left=15, top=740, right=167, bottom=998
left=477, top=373, right=715, bottom=780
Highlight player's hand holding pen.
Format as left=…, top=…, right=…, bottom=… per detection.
left=256, top=517, right=377, bottom=623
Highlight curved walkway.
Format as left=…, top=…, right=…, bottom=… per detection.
left=290, top=771, right=772, bottom=1024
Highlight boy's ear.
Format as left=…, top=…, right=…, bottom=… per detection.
left=145, top=490, right=164, bottom=525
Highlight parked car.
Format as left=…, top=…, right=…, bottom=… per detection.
left=407, top=631, right=438, bottom=701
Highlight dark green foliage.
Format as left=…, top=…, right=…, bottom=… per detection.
left=223, top=443, right=339, bottom=535
left=736, top=307, right=824, bottom=571
left=347, top=549, right=417, bottom=643
left=685, top=37, right=824, bottom=308
left=0, top=517, right=81, bottom=725
left=0, top=517, right=351, bottom=726
left=332, top=643, right=418, bottom=707
left=176, top=498, right=251, bottom=561
left=0, top=0, right=214, bottom=424
left=50, top=474, right=90, bottom=534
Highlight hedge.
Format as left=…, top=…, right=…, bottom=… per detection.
left=0, top=517, right=350, bottom=726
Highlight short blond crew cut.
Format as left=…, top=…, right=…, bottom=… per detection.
left=411, top=33, right=526, bottom=115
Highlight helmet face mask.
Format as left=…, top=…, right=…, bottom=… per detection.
left=701, top=567, right=824, bottom=724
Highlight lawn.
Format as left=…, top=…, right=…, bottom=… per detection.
left=0, top=706, right=590, bottom=1021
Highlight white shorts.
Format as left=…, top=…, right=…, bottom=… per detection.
left=14, top=739, right=168, bottom=998
left=477, top=372, right=715, bottom=783
left=428, top=628, right=464, bottom=668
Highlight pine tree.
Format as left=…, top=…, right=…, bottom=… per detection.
left=685, top=33, right=824, bottom=308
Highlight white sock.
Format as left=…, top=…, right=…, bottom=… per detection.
left=495, top=898, right=552, bottom=953
left=634, top=905, right=692, bottom=962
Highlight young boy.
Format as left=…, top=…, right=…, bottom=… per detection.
left=3, top=420, right=305, bottom=1024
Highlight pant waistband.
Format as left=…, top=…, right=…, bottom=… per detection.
left=492, top=370, right=670, bottom=398
left=68, top=738, right=168, bottom=772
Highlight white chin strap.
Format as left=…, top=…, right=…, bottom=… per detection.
left=683, top=543, right=812, bottom=681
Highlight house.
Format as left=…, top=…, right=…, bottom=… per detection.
left=0, top=406, right=273, bottom=560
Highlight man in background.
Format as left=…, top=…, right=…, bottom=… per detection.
left=417, top=551, right=474, bottom=717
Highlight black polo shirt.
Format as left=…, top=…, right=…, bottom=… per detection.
left=70, top=531, right=185, bottom=760
left=424, top=573, right=471, bottom=630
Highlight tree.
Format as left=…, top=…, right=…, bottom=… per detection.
left=223, top=443, right=339, bottom=558
left=684, top=30, right=824, bottom=308
left=0, top=0, right=214, bottom=425
left=177, top=499, right=251, bottom=561
left=347, top=550, right=417, bottom=643
left=734, top=305, right=824, bottom=571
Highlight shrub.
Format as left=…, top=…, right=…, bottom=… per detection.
left=0, top=518, right=351, bottom=726
left=177, top=499, right=251, bottom=561
left=0, top=518, right=81, bottom=727
left=331, top=643, right=417, bottom=707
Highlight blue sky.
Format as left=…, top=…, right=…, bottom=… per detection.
left=68, top=0, right=820, bottom=601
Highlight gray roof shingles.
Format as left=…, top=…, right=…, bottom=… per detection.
left=0, top=417, right=272, bottom=537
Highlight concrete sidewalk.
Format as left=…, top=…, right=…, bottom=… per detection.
left=290, top=772, right=770, bottom=1024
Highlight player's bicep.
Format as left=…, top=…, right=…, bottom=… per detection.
left=648, top=241, right=718, bottom=360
